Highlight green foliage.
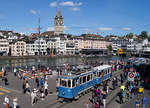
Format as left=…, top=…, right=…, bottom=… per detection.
left=107, top=45, right=112, bottom=51
left=140, top=31, right=148, bottom=39
left=148, top=36, right=150, bottom=41
left=126, top=32, right=133, bottom=39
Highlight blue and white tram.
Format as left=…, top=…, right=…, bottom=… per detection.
left=93, top=65, right=112, bottom=85
left=57, top=65, right=112, bottom=100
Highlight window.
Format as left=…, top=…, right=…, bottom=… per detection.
left=72, top=79, right=76, bottom=87
left=97, top=72, right=100, bottom=77
left=68, top=80, right=71, bottom=88
left=80, top=77, right=82, bottom=84
left=83, top=76, right=86, bottom=83
left=87, top=75, right=90, bottom=81
left=61, top=79, right=67, bottom=87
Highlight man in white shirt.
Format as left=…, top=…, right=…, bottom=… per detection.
left=4, top=95, right=9, bottom=108
left=13, top=96, right=18, bottom=108
left=44, top=81, right=48, bottom=96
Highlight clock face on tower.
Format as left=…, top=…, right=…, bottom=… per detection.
left=55, top=18, right=63, bottom=26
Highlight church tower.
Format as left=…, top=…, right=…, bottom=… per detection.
left=54, top=7, right=64, bottom=35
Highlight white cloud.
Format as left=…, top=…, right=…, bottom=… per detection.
left=71, top=7, right=80, bottom=11
left=49, top=2, right=57, bottom=7
left=30, top=10, right=37, bottom=15
left=47, top=27, right=54, bottom=31
left=98, top=27, right=112, bottom=31
left=63, top=26, right=69, bottom=31
left=123, top=27, right=131, bottom=31
left=60, top=1, right=82, bottom=7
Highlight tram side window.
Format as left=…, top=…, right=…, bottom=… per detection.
left=106, top=70, right=108, bottom=75
left=59, top=79, right=62, bottom=85
left=61, top=80, right=67, bottom=87
left=87, top=75, right=90, bottom=81
left=83, top=76, right=86, bottom=83
left=68, top=80, right=71, bottom=88
left=80, top=77, right=82, bottom=84
left=104, top=70, right=106, bottom=75
left=72, top=79, right=76, bottom=87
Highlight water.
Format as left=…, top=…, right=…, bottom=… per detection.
left=0, top=56, right=127, bottom=69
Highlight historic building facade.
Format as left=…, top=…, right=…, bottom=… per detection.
left=10, top=41, right=26, bottom=56
left=0, top=38, right=9, bottom=55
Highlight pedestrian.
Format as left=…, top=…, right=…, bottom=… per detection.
left=112, top=78, right=116, bottom=90
left=40, top=78, right=44, bottom=88
left=118, top=90, right=123, bottom=104
left=35, top=77, right=39, bottom=88
left=40, top=87, right=45, bottom=100
left=44, top=81, right=48, bottom=96
left=135, top=97, right=140, bottom=108
left=31, top=90, right=35, bottom=105
left=22, top=79, right=26, bottom=94
left=13, top=96, right=18, bottom=108
left=129, top=84, right=134, bottom=98
left=102, top=91, right=107, bottom=108
left=95, top=101, right=99, bottom=108
left=14, top=68, right=17, bottom=76
left=106, top=85, right=109, bottom=95
left=26, top=81, right=30, bottom=94
left=4, top=95, right=9, bottom=108
left=4, top=75, right=8, bottom=85
left=142, top=97, right=147, bottom=108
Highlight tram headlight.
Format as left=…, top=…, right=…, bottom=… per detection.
left=62, top=91, right=65, bottom=96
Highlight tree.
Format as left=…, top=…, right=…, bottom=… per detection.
left=140, top=31, right=148, bottom=39
left=148, top=35, right=150, bottom=41
left=107, top=45, right=113, bottom=51
left=126, top=32, right=133, bottom=39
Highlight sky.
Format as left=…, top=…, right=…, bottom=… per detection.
left=0, top=0, right=150, bottom=36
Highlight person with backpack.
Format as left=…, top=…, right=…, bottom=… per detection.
left=119, top=90, right=123, bottom=104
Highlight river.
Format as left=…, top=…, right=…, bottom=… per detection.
left=0, top=56, right=127, bottom=69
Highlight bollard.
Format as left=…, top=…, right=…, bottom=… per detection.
left=85, top=100, right=89, bottom=108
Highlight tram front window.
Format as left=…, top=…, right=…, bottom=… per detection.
left=61, top=80, right=67, bottom=87
left=68, top=80, right=71, bottom=88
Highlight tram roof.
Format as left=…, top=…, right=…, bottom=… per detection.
left=59, top=64, right=112, bottom=79
left=93, top=65, right=112, bottom=71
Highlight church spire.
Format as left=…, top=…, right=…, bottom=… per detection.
left=56, top=7, right=61, bottom=17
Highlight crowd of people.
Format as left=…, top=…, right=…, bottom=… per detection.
left=89, top=59, right=148, bottom=108
left=0, top=66, right=51, bottom=108
left=0, top=58, right=149, bottom=108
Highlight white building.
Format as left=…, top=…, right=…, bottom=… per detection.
left=10, top=41, right=26, bottom=56
left=26, top=38, right=47, bottom=56
left=26, top=41, right=35, bottom=55
left=47, top=38, right=57, bottom=55
left=127, top=39, right=136, bottom=51
left=64, top=39, right=76, bottom=55
left=142, top=39, right=150, bottom=52
left=0, top=38, right=9, bottom=55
